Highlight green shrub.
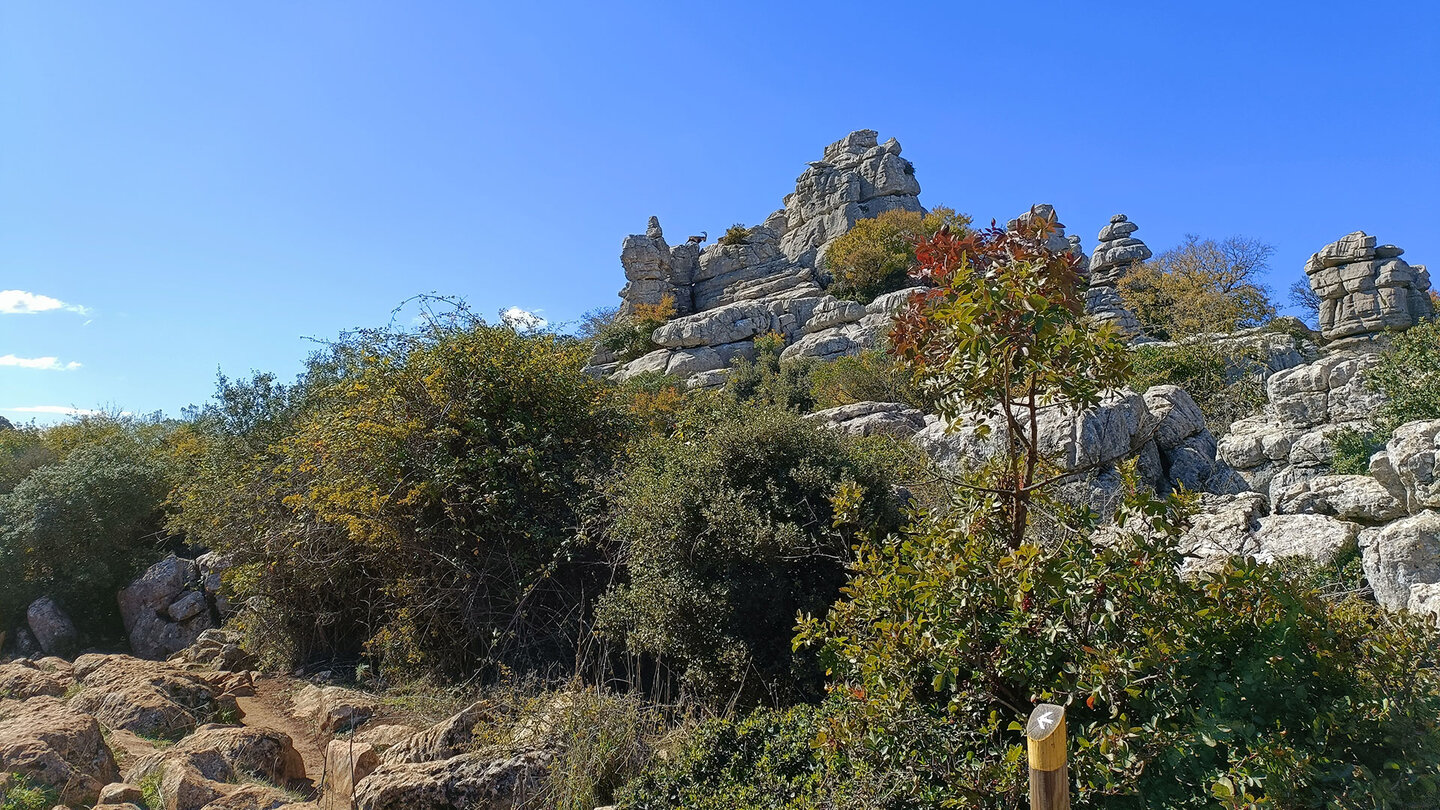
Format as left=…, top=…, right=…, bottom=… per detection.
left=1328, top=427, right=1384, bottom=476
left=1128, top=341, right=1268, bottom=434
left=717, top=224, right=752, bottom=246
left=0, top=418, right=176, bottom=637
left=724, top=334, right=816, bottom=413
left=599, top=296, right=677, bottom=363
left=170, top=312, right=630, bottom=677
left=1368, top=317, right=1440, bottom=432
left=808, top=349, right=934, bottom=412
left=594, top=399, right=904, bottom=708
left=617, top=704, right=890, bottom=810
left=824, top=207, right=970, bottom=303
left=0, top=775, right=57, bottom=810
left=799, top=475, right=1440, bottom=807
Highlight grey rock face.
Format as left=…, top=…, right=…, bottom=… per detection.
left=1361, top=510, right=1440, bottom=614
left=1304, top=231, right=1432, bottom=343
left=618, top=217, right=700, bottom=316
left=1382, top=419, right=1440, bottom=514
left=26, top=597, right=78, bottom=657
left=1217, top=351, right=1384, bottom=501
left=1085, top=214, right=1150, bottom=336
left=806, top=402, right=927, bottom=438
left=117, top=556, right=215, bottom=660
left=779, top=130, right=923, bottom=270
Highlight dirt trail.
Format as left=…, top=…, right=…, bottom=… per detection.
left=236, top=675, right=329, bottom=789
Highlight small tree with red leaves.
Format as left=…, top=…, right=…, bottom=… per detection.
left=889, top=211, right=1131, bottom=548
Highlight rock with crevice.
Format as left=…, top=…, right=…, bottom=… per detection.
left=1304, top=231, right=1432, bottom=344
left=353, top=749, right=552, bottom=810
left=70, top=654, right=237, bottom=739
left=0, top=695, right=120, bottom=806
left=117, top=555, right=216, bottom=660
left=1361, top=510, right=1440, bottom=616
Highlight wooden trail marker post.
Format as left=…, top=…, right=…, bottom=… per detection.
left=1026, top=702, right=1070, bottom=810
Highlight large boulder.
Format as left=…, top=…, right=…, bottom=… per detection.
left=806, top=402, right=927, bottom=438
left=1304, top=231, right=1432, bottom=343
left=0, top=695, right=120, bottom=805
left=290, top=685, right=377, bottom=735
left=24, top=597, right=78, bottom=658
left=117, top=556, right=215, bottom=660
left=1273, top=474, right=1407, bottom=524
left=353, top=750, right=551, bottom=810
left=70, top=654, right=237, bottom=739
left=1383, top=419, right=1440, bottom=513
left=1361, top=510, right=1440, bottom=614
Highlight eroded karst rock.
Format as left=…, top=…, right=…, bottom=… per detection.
left=779, top=129, right=923, bottom=270
left=0, top=695, right=120, bottom=805
left=1304, top=231, right=1432, bottom=344
left=24, top=596, right=78, bottom=658
left=118, top=555, right=216, bottom=660
left=1085, top=214, right=1150, bottom=336
left=353, top=750, right=551, bottom=810
left=70, top=654, right=238, bottom=739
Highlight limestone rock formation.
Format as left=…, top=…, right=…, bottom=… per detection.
left=0, top=695, right=120, bottom=805
left=779, top=130, right=923, bottom=270
left=1086, top=214, right=1149, bottom=336
left=618, top=216, right=699, bottom=316
left=607, top=130, right=924, bottom=386
left=806, top=402, right=928, bottom=438
left=70, top=654, right=240, bottom=739
left=1304, top=231, right=1432, bottom=344
left=1218, top=351, right=1384, bottom=500
left=25, top=596, right=78, bottom=657
left=117, top=555, right=216, bottom=660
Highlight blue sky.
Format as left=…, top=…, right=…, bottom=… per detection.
left=2, top=1, right=1437, bottom=423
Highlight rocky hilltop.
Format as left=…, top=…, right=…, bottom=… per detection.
left=597, top=129, right=1439, bottom=621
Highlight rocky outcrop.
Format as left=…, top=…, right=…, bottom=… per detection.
left=1304, top=231, right=1432, bottom=345
left=118, top=555, right=216, bottom=660
left=779, top=130, right=923, bottom=270
left=70, top=654, right=239, bottom=739
left=806, top=402, right=927, bottom=438
left=618, top=216, right=700, bottom=316
left=0, top=694, right=120, bottom=805
left=606, top=130, right=924, bottom=386
left=324, top=739, right=380, bottom=810
left=1218, top=350, right=1384, bottom=500
left=0, top=658, right=74, bottom=699
left=291, top=685, right=378, bottom=735
left=352, top=750, right=551, bottom=810
left=1086, top=214, right=1150, bottom=336
left=24, top=596, right=77, bottom=657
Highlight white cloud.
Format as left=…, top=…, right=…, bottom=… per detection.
left=4, top=405, right=103, bottom=416
left=502, top=306, right=548, bottom=331
left=0, top=354, right=82, bottom=371
left=0, top=290, right=90, bottom=315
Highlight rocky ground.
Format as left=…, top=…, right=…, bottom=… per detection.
left=0, top=631, right=577, bottom=810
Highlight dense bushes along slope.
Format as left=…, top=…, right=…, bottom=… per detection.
left=6, top=217, right=1440, bottom=806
